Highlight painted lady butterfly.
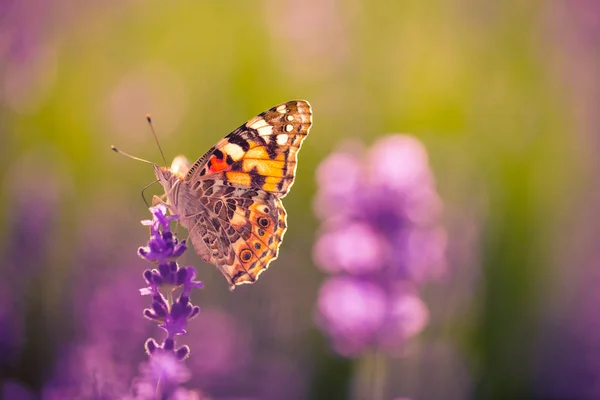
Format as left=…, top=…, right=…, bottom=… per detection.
left=154, top=100, right=312, bottom=290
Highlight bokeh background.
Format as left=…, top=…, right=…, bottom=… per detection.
left=1, top=0, right=598, bottom=399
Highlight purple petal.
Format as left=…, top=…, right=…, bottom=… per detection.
left=313, top=149, right=364, bottom=220
left=313, top=222, right=386, bottom=275
left=175, top=345, right=190, bottom=360
left=145, top=338, right=159, bottom=355
left=316, top=277, right=387, bottom=356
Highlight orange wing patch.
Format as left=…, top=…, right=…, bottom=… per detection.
left=225, top=199, right=287, bottom=287
left=208, top=154, right=230, bottom=172
left=225, top=171, right=251, bottom=186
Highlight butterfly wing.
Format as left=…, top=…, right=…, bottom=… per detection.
left=185, top=100, right=312, bottom=197
left=179, top=180, right=286, bottom=289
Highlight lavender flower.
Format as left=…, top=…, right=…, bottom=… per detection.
left=137, top=205, right=203, bottom=394
left=2, top=381, right=35, bottom=400
left=43, top=202, right=154, bottom=399
left=1, top=148, right=64, bottom=365
left=43, top=343, right=131, bottom=399
left=129, top=352, right=192, bottom=400
left=313, top=135, right=445, bottom=357
left=44, top=204, right=204, bottom=398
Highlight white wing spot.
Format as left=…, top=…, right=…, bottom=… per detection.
left=285, top=124, right=293, bottom=132
left=257, top=125, right=273, bottom=136
left=230, top=210, right=246, bottom=227
left=277, top=134, right=289, bottom=145
left=276, top=105, right=287, bottom=114
left=223, top=143, right=245, bottom=161
left=286, top=115, right=294, bottom=121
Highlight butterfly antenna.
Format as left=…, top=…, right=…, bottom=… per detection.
left=111, top=145, right=158, bottom=166
left=146, top=114, right=168, bottom=166
left=140, top=180, right=159, bottom=207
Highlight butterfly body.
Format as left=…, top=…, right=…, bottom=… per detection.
left=154, top=100, right=312, bottom=290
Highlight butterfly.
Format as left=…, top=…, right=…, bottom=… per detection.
left=153, top=100, right=312, bottom=290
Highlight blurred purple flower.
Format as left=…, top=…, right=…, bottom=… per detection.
left=129, top=352, right=192, bottom=400
left=316, top=277, right=388, bottom=355
left=313, top=134, right=445, bottom=356
left=184, top=308, right=252, bottom=380
left=316, top=277, right=429, bottom=356
left=43, top=344, right=131, bottom=399
left=0, top=281, right=23, bottom=365
left=43, top=201, right=151, bottom=399
left=313, top=148, right=364, bottom=220
left=1, top=147, right=67, bottom=366
left=313, top=221, right=386, bottom=275
left=2, top=380, right=35, bottom=400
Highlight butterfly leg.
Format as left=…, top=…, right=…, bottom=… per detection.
left=151, top=194, right=169, bottom=207
left=152, top=194, right=180, bottom=223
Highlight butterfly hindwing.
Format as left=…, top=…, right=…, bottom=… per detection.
left=185, top=100, right=312, bottom=198
left=179, top=180, right=286, bottom=288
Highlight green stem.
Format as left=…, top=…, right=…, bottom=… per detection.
left=353, top=349, right=387, bottom=400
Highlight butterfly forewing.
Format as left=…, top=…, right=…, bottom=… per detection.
left=185, top=100, right=312, bottom=197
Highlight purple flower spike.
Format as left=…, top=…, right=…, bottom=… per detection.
left=175, top=346, right=190, bottom=361
left=138, top=205, right=187, bottom=264
left=133, top=351, right=193, bottom=399
left=182, top=267, right=204, bottom=295
left=145, top=338, right=159, bottom=355
left=313, top=135, right=445, bottom=357
left=138, top=205, right=203, bottom=374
